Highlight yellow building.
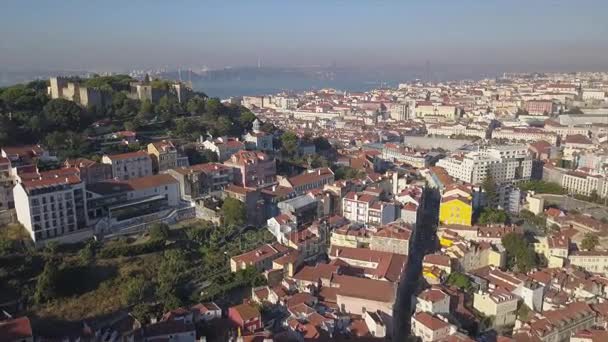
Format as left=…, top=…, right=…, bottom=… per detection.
left=439, top=196, right=472, bottom=226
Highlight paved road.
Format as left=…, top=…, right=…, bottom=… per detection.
left=392, top=188, right=440, bottom=340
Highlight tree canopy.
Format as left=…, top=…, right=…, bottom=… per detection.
left=501, top=233, right=538, bottom=273
left=581, top=233, right=599, bottom=251
left=221, top=197, right=247, bottom=227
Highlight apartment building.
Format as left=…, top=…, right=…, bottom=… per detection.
left=382, top=143, right=433, bottom=168
left=514, top=302, right=596, bottom=342
left=524, top=100, right=554, bottom=115
left=473, top=287, right=518, bottom=328
left=411, top=312, right=457, bottom=342
left=278, top=167, right=334, bottom=195
left=543, top=165, right=608, bottom=198
left=416, top=288, right=450, bottom=315
left=147, top=140, right=179, bottom=173
left=369, top=222, right=412, bottom=255
left=439, top=196, right=472, bottom=226
left=568, top=251, right=608, bottom=275
left=427, top=123, right=487, bottom=139
left=342, top=191, right=396, bottom=226
left=491, top=127, right=558, bottom=145
left=13, top=169, right=89, bottom=244
left=167, top=163, right=233, bottom=200
left=230, top=243, right=290, bottom=272
left=243, top=119, right=274, bottom=151
left=0, top=157, right=13, bottom=210
left=201, top=136, right=245, bottom=162
left=224, top=150, right=276, bottom=188
left=64, top=158, right=112, bottom=184
left=333, top=275, right=397, bottom=317
left=436, top=145, right=532, bottom=185
left=102, top=151, right=153, bottom=180
left=414, top=102, right=459, bottom=121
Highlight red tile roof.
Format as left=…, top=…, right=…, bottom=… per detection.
left=0, top=316, right=33, bottom=342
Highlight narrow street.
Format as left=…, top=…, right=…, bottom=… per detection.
left=392, top=188, right=440, bottom=340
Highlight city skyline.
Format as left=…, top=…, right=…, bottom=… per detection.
left=2, top=0, right=608, bottom=72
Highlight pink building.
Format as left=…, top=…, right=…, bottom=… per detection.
left=224, top=150, right=276, bottom=188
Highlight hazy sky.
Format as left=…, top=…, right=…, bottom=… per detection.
left=1, top=0, right=607, bottom=71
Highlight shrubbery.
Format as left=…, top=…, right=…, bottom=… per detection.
left=99, top=239, right=166, bottom=258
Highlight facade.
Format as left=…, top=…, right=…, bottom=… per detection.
left=439, top=196, right=472, bottom=226
left=473, top=288, right=518, bottom=328
left=0, top=157, right=14, bottom=210
left=416, top=288, right=450, bottom=315
left=427, top=123, right=487, bottom=139
left=369, top=223, right=412, bottom=255
left=415, top=102, right=459, bottom=121
left=230, top=243, right=289, bottom=272
left=278, top=167, right=335, bottom=195
left=334, top=275, right=396, bottom=317
left=568, top=251, right=608, bottom=275
left=411, top=312, right=456, bottom=342
left=102, top=151, right=153, bottom=180
left=147, top=140, right=178, bottom=173
left=224, top=150, right=276, bottom=188
left=13, top=169, right=90, bottom=244
left=64, top=158, right=112, bottom=185
left=85, top=174, right=181, bottom=231
left=524, top=100, right=554, bottom=115
left=201, top=137, right=245, bottom=162
left=436, top=145, right=532, bottom=186
left=342, top=191, right=396, bottom=226
left=492, top=127, right=558, bottom=145
left=167, top=163, right=233, bottom=200
left=49, top=76, right=105, bottom=108
left=382, top=144, right=433, bottom=168
left=228, top=303, right=262, bottom=334
left=243, top=119, right=274, bottom=151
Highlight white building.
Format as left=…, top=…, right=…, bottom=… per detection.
left=102, top=151, right=153, bottom=180
left=13, top=170, right=90, bottom=244
left=342, top=191, right=396, bottom=226
left=411, top=312, right=457, bottom=342
left=416, top=288, right=450, bottom=315
left=436, top=145, right=532, bottom=185
left=491, top=127, right=558, bottom=145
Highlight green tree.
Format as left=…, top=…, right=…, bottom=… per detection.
left=122, top=275, right=151, bottom=305
left=281, top=131, right=299, bottom=156
left=149, top=223, right=170, bottom=241
left=446, top=272, right=472, bottom=291
left=205, top=98, right=223, bottom=117
left=581, top=233, right=599, bottom=251
left=313, top=136, right=332, bottom=151
left=221, top=197, right=246, bottom=227
left=34, top=262, right=60, bottom=303
left=478, top=208, right=508, bottom=225
left=517, top=303, right=531, bottom=321
left=482, top=174, right=498, bottom=208
left=186, top=95, right=206, bottom=115
left=43, top=98, right=84, bottom=131
left=78, top=242, right=95, bottom=265
left=131, top=303, right=155, bottom=323
left=501, top=233, right=538, bottom=272
left=157, top=250, right=190, bottom=309
left=139, top=99, right=154, bottom=115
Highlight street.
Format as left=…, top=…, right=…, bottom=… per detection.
left=540, top=194, right=608, bottom=221
left=392, top=188, right=440, bottom=340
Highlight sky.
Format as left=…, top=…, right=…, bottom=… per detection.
left=1, top=0, right=608, bottom=72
